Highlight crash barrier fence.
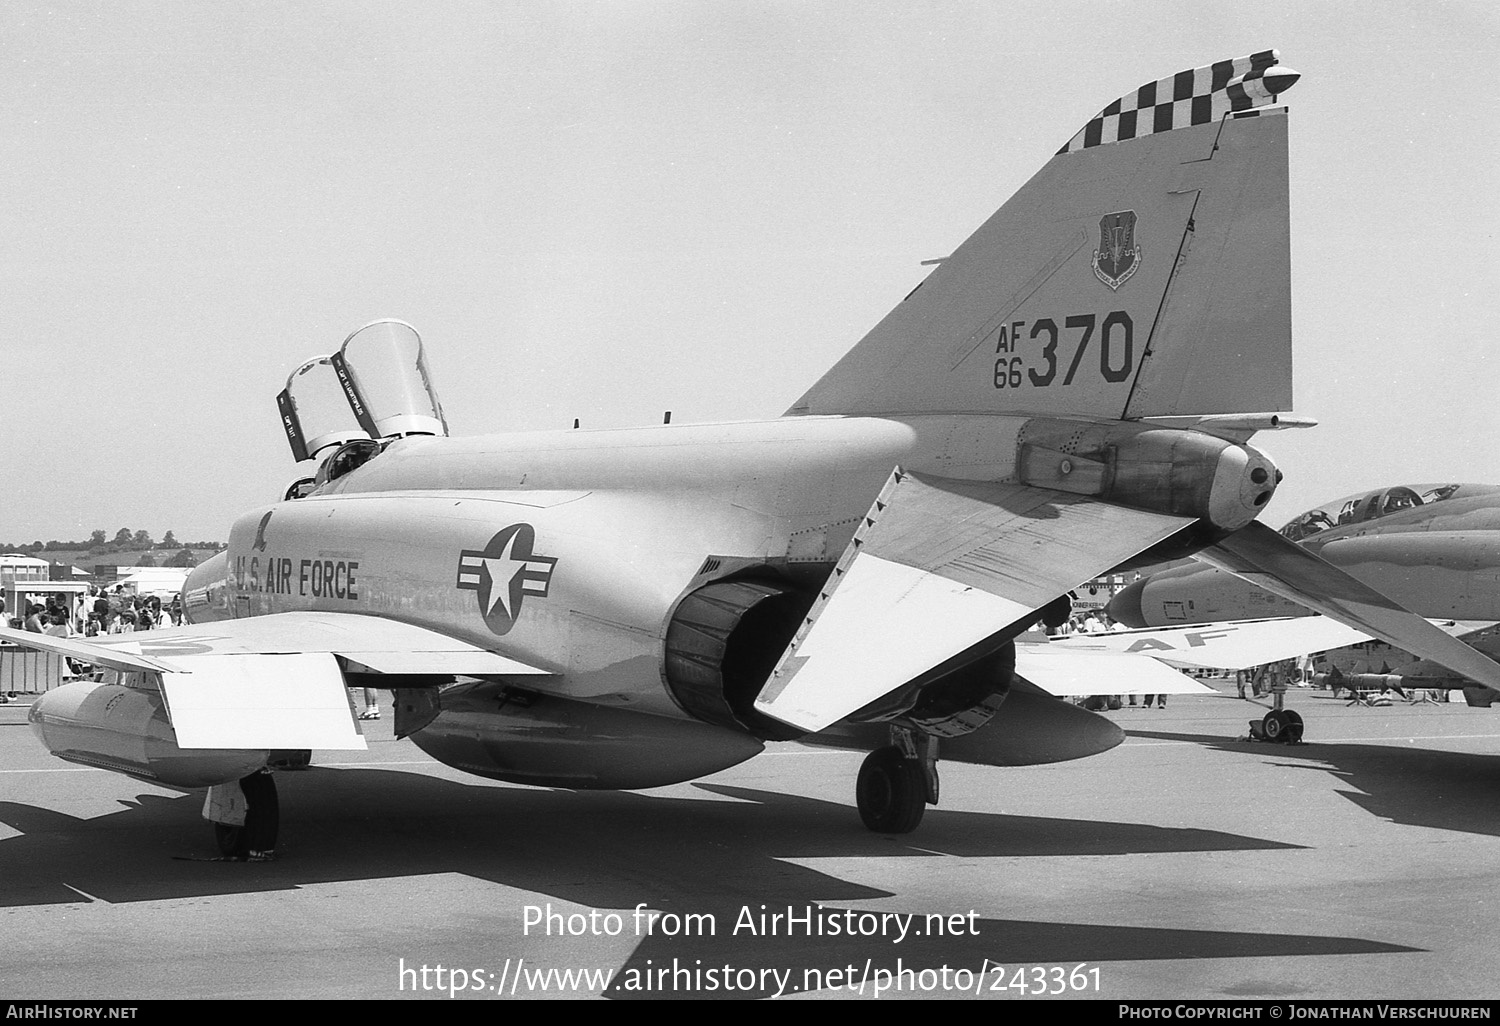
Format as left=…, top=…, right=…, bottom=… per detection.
left=0, top=643, right=68, bottom=694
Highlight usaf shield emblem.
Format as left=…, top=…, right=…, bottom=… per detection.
left=1092, top=210, right=1141, bottom=291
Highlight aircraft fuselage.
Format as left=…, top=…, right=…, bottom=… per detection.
left=188, top=414, right=1272, bottom=720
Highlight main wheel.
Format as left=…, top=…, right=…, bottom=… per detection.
left=214, top=772, right=280, bottom=859
left=1283, top=709, right=1305, bottom=742
left=856, top=746, right=926, bottom=834
left=1262, top=710, right=1292, bottom=742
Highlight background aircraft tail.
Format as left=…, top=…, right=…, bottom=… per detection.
left=788, top=51, right=1298, bottom=422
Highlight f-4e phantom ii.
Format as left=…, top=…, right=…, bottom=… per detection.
left=14, top=51, right=1500, bottom=856
left=1112, top=483, right=1500, bottom=626
left=1102, top=483, right=1500, bottom=708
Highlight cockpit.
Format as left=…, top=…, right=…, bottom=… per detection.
left=275, top=320, right=449, bottom=499
left=313, top=438, right=383, bottom=488
left=1279, top=483, right=1463, bottom=542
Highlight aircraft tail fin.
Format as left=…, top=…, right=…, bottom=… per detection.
left=788, top=51, right=1298, bottom=422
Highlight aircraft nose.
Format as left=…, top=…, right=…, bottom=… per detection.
left=1107, top=578, right=1148, bottom=628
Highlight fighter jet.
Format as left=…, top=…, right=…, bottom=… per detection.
left=1111, top=483, right=1500, bottom=625
left=14, top=50, right=1494, bottom=855
left=1104, top=483, right=1500, bottom=705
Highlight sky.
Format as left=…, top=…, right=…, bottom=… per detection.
left=3, top=1, right=1498, bottom=543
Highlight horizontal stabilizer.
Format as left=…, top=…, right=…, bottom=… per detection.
left=1140, top=413, right=1317, bottom=444
left=1015, top=644, right=1214, bottom=696
left=160, top=653, right=365, bottom=750
left=1195, top=522, right=1500, bottom=691
left=755, top=469, right=1195, bottom=732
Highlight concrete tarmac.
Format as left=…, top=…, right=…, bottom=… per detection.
left=3, top=684, right=1500, bottom=1000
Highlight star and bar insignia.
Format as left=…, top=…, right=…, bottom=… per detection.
left=456, top=524, right=558, bottom=635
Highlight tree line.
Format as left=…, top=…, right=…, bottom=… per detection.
left=1, top=530, right=226, bottom=554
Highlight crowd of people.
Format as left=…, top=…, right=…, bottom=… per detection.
left=8, top=584, right=184, bottom=637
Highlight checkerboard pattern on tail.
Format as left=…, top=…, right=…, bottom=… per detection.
left=1057, top=49, right=1296, bottom=154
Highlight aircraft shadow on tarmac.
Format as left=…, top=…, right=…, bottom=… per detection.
left=1126, top=725, right=1500, bottom=837
left=0, top=765, right=1415, bottom=997
left=0, top=766, right=1302, bottom=910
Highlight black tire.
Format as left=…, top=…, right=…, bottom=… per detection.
left=214, top=772, right=280, bottom=858
left=1263, top=710, right=1290, bottom=742
left=1283, top=709, right=1305, bottom=743
left=856, top=746, right=926, bottom=834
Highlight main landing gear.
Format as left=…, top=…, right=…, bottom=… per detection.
left=1257, top=708, right=1304, bottom=743
left=208, top=769, right=280, bottom=861
left=1246, top=675, right=1304, bottom=744
left=856, top=727, right=939, bottom=834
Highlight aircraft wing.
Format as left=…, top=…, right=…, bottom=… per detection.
left=754, top=469, right=1196, bottom=731
left=1191, top=522, right=1500, bottom=691
left=2, top=612, right=552, bottom=675
left=1013, top=644, right=1215, bottom=697
left=0, top=625, right=179, bottom=674
left=1, top=613, right=553, bottom=750
left=1052, top=616, right=1497, bottom=671
left=1049, top=616, right=1376, bottom=669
